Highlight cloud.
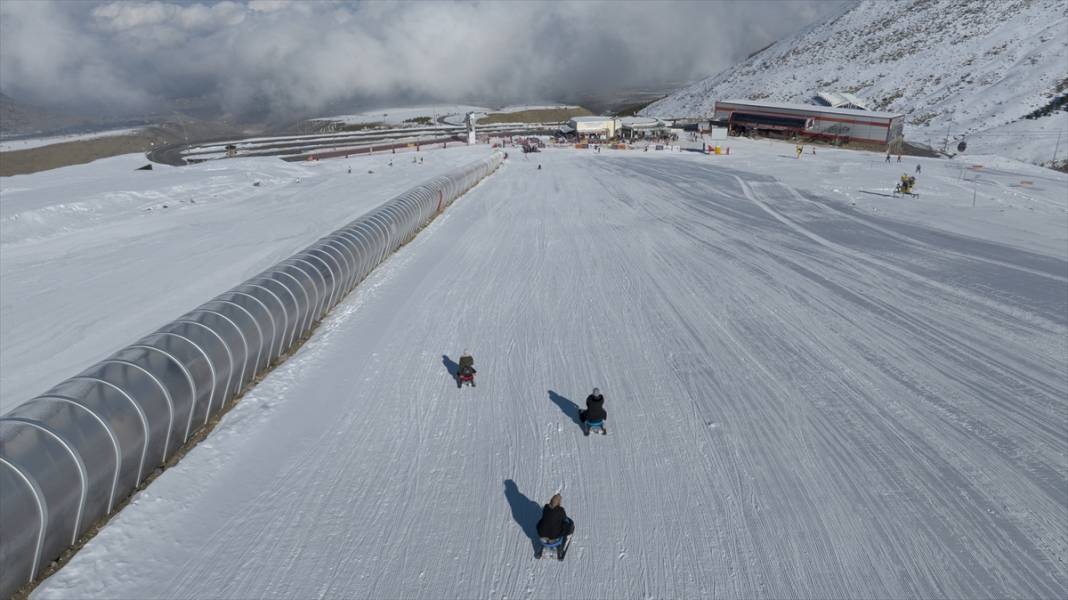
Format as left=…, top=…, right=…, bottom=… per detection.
left=0, top=0, right=852, bottom=120
left=90, top=1, right=245, bottom=31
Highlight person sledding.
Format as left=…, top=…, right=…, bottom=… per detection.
left=536, top=493, right=574, bottom=560
left=457, top=349, right=476, bottom=388
left=579, top=387, right=607, bottom=435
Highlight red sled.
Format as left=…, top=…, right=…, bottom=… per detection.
left=457, top=371, right=476, bottom=388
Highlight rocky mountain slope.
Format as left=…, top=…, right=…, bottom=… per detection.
left=642, top=0, right=1068, bottom=165
left=0, top=92, right=92, bottom=135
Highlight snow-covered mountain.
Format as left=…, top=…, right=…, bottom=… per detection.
left=642, top=0, right=1068, bottom=165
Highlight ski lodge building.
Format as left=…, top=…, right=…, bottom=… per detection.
left=559, top=116, right=668, bottom=141
left=563, top=116, right=618, bottom=139
left=713, top=100, right=904, bottom=145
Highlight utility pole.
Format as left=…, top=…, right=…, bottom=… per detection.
left=1053, top=129, right=1063, bottom=166
left=942, top=123, right=951, bottom=154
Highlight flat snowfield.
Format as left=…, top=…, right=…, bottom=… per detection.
left=0, top=147, right=493, bottom=411
left=30, top=147, right=1068, bottom=599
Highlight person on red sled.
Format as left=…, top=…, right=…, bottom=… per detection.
left=457, top=349, right=476, bottom=387
left=579, top=387, right=607, bottom=434
left=536, top=493, right=574, bottom=559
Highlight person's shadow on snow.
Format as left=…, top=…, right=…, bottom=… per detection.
left=442, top=354, right=459, bottom=380
left=548, top=390, right=582, bottom=428
left=504, top=479, right=542, bottom=555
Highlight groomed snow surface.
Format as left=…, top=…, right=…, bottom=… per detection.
left=0, top=146, right=494, bottom=412
left=12, top=141, right=1068, bottom=598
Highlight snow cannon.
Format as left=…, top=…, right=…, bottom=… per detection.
left=894, top=174, right=917, bottom=197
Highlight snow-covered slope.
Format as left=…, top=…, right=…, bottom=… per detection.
left=0, top=147, right=492, bottom=413
left=29, top=145, right=1068, bottom=599
left=642, top=0, right=1068, bottom=165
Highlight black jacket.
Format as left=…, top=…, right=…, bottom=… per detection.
left=458, top=355, right=475, bottom=376
left=537, top=505, right=570, bottom=539
left=584, top=394, right=607, bottom=421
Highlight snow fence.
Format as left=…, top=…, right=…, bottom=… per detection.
left=0, top=151, right=504, bottom=597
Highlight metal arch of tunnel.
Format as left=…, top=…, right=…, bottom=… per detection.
left=0, top=151, right=505, bottom=600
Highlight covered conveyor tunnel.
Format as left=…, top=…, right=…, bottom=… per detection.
left=0, top=151, right=504, bottom=598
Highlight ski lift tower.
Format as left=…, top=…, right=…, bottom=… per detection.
left=466, top=112, right=476, bottom=145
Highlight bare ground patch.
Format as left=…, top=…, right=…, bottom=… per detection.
left=0, top=133, right=162, bottom=177
left=477, top=106, right=592, bottom=124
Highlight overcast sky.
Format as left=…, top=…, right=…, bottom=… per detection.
left=0, top=0, right=853, bottom=120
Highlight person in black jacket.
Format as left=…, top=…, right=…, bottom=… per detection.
left=579, top=387, right=607, bottom=434
left=456, top=350, right=476, bottom=387
left=458, top=350, right=475, bottom=372
left=536, top=493, right=574, bottom=558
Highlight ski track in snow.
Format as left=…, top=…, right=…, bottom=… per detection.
left=33, top=150, right=1068, bottom=599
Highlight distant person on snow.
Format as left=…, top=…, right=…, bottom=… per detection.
left=457, top=350, right=476, bottom=385
left=580, top=387, right=607, bottom=434
left=915, top=164, right=922, bottom=174
left=536, top=493, right=574, bottom=557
